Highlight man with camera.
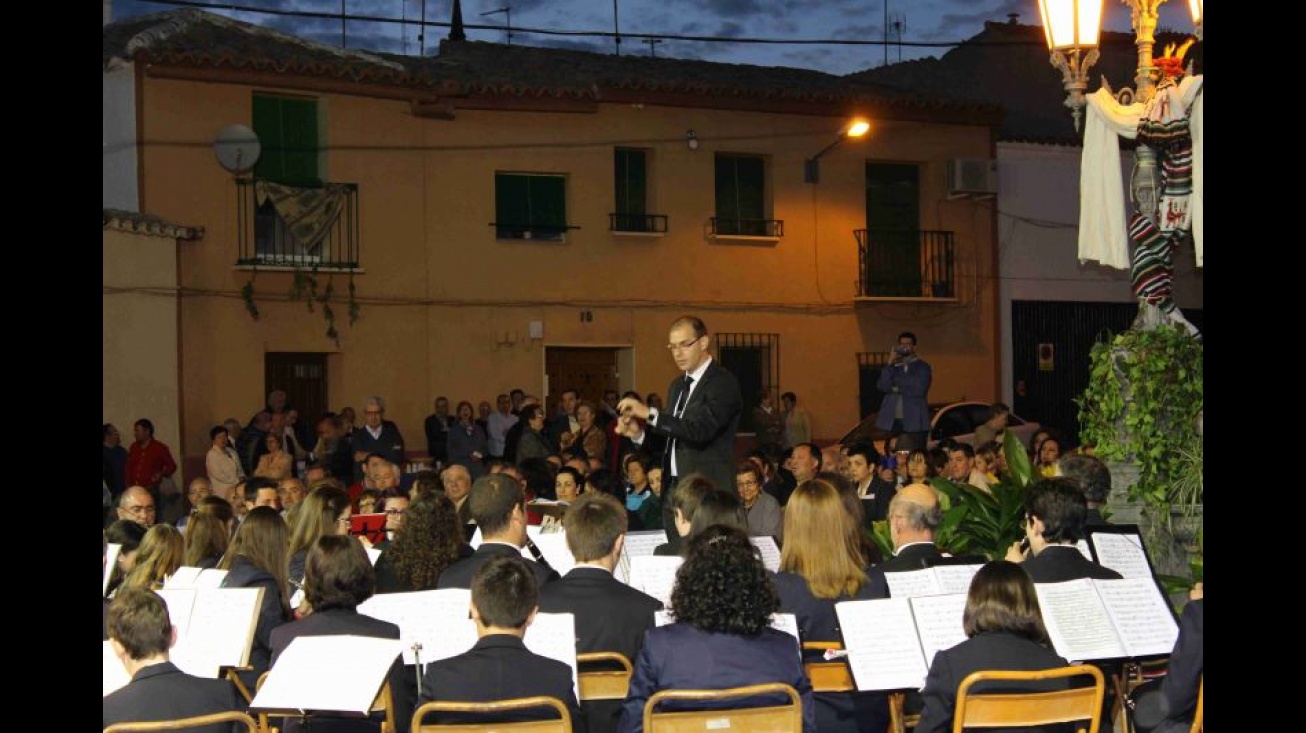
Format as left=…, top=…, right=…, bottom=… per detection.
left=874, top=331, right=933, bottom=452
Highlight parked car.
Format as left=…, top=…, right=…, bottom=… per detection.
left=838, top=401, right=1041, bottom=454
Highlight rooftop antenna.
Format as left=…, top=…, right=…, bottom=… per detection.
left=643, top=38, right=662, bottom=57
left=340, top=0, right=347, bottom=48
left=883, top=0, right=888, bottom=66
left=418, top=0, right=426, bottom=54
left=481, top=6, right=513, bottom=45
left=890, top=12, right=906, bottom=63
left=613, top=0, right=622, bottom=55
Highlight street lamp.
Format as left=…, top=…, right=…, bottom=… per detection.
left=803, top=119, right=871, bottom=184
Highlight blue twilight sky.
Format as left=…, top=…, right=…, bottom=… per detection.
left=110, top=0, right=1200, bottom=76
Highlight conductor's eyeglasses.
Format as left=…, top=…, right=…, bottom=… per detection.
left=666, top=336, right=703, bottom=352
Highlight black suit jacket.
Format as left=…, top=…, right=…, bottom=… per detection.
left=913, top=632, right=1074, bottom=733
left=877, top=542, right=944, bottom=573
left=418, top=634, right=585, bottom=732
left=269, top=608, right=410, bottom=733
left=539, top=567, right=663, bottom=733
left=436, top=542, right=560, bottom=589
left=648, top=359, right=742, bottom=494
left=1023, top=545, right=1123, bottom=584
left=103, top=661, right=242, bottom=732
left=1156, top=599, right=1202, bottom=728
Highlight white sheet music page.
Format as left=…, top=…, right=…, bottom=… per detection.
left=1090, top=533, right=1153, bottom=579
left=616, top=530, right=666, bottom=584
left=357, top=588, right=476, bottom=665
left=1034, top=579, right=1126, bottom=662
left=155, top=588, right=198, bottom=638
left=627, top=555, right=682, bottom=608
left=1094, top=578, right=1180, bottom=658
left=525, top=612, right=580, bottom=700
left=1076, top=540, right=1095, bottom=561
left=909, top=593, right=969, bottom=668
left=749, top=536, right=782, bottom=572
left=883, top=568, right=944, bottom=599
left=165, top=566, right=204, bottom=589
left=187, top=587, right=265, bottom=670
left=931, top=565, right=982, bottom=595
left=529, top=532, right=577, bottom=577
left=103, top=640, right=131, bottom=697
left=251, top=635, right=404, bottom=715
left=365, top=547, right=382, bottom=566
left=104, top=543, right=122, bottom=596
left=834, top=598, right=929, bottom=691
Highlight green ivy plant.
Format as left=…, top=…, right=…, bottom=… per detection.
left=241, top=268, right=360, bottom=347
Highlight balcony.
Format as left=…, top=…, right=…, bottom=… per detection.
left=609, top=212, right=669, bottom=235
left=708, top=217, right=784, bottom=242
left=490, top=222, right=580, bottom=242
left=237, top=179, right=360, bottom=270
left=854, top=228, right=956, bottom=300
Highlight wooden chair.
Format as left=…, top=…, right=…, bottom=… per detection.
left=800, top=641, right=855, bottom=693
left=1189, top=675, right=1203, bottom=733
left=104, top=710, right=261, bottom=733
left=643, top=682, right=803, bottom=733
left=254, top=670, right=396, bottom=733
left=888, top=691, right=921, bottom=733
left=410, top=697, right=572, bottom=733
left=576, top=651, right=634, bottom=701
left=225, top=666, right=257, bottom=705
left=952, top=664, right=1105, bottom=733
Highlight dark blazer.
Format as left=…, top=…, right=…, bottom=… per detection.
left=220, top=555, right=291, bottom=689
left=516, top=429, right=554, bottom=463
left=913, top=631, right=1074, bottom=733
left=436, top=542, right=560, bottom=590
left=351, top=421, right=406, bottom=481
left=648, top=359, right=742, bottom=494
left=874, top=358, right=932, bottom=433
left=418, top=634, right=584, bottom=732
left=539, top=567, right=663, bottom=733
left=268, top=607, right=409, bottom=733
left=103, top=661, right=241, bottom=732
left=772, top=571, right=890, bottom=733
left=1142, top=598, right=1203, bottom=732
left=1023, top=545, right=1124, bottom=584
left=858, top=475, right=898, bottom=523
left=424, top=413, right=451, bottom=464
left=877, top=542, right=944, bottom=573
left=618, top=623, right=816, bottom=733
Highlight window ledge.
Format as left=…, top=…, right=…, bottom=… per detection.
left=233, top=264, right=365, bottom=274
left=611, top=230, right=667, bottom=239
left=708, top=234, right=781, bottom=245
left=854, top=296, right=959, bottom=304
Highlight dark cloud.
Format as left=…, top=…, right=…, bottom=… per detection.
left=715, top=21, right=746, bottom=39
left=534, top=38, right=612, bottom=55
left=831, top=23, right=880, bottom=42
left=679, top=21, right=705, bottom=34
left=927, top=0, right=1025, bottom=39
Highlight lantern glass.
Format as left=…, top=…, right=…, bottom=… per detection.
left=1188, top=0, right=1202, bottom=23
left=1038, top=0, right=1102, bottom=50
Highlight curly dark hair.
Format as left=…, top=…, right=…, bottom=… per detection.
left=387, top=491, right=465, bottom=591
left=670, top=525, right=778, bottom=636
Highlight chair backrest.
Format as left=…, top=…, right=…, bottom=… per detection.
left=1189, top=675, right=1203, bottom=733
left=643, top=682, right=803, bottom=733
left=255, top=669, right=396, bottom=733
left=411, top=696, right=571, bottom=733
left=800, top=641, right=855, bottom=693
left=952, top=664, right=1105, bottom=733
left=576, top=651, right=634, bottom=701
left=103, top=710, right=261, bottom=733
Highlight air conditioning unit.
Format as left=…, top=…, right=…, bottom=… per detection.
left=947, top=158, right=998, bottom=197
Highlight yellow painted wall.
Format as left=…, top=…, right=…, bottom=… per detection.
left=134, top=75, right=998, bottom=462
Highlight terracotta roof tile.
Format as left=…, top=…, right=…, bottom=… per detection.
left=103, top=209, right=204, bottom=241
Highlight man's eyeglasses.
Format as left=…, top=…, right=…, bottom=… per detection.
left=385, top=508, right=407, bottom=516
left=666, top=335, right=703, bottom=352
left=125, top=505, right=156, bottom=516
left=736, top=479, right=759, bottom=487
left=364, top=410, right=383, bottom=416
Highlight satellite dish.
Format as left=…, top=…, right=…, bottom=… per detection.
left=213, top=124, right=261, bottom=174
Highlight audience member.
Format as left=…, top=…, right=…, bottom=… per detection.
left=103, top=423, right=130, bottom=504
left=254, top=431, right=294, bottom=480
left=972, top=403, right=1010, bottom=447
left=126, top=418, right=178, bottom=514
left=352, top=396, right=406, bottom=482
left=442, top=464, right=475, bottom=527
left=847, top=442, right=896, bottom=523
left=780, top=391, right=812, bottom=449
left=486, top=393, right=520, bottom=461
left=448, top=401, right=490, bottom=480
left=175, top=477, right=212, bottom=534
left=736, top=459, right=783, bottom=540
left=424, top=397, right=453, bottom=467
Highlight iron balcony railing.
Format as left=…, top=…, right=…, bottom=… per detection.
left=237, top=179, right=360, bottom=269
left=854, top=228, right=955, bottom=299
left=489, top=222, right=580, bottom=241
left=609, top=212, right=669, bottom=233
left=710, top=217, right=784, bottom=237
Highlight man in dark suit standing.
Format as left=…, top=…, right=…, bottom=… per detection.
left=874, top=331, right=932, bottom=452
left=878, top=483, right=945, bottom=573
left=419, top=555, right=584, bottom=731
left=437, top=473, right=560, bottom=589
left=539, top=493, right=663, bottom=733
left=616, top=316, right=742, bottom=539
left=103, top=588, right=241, bottom=732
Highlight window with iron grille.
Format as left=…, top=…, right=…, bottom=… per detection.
left=716, top=333, right=780, bottom=434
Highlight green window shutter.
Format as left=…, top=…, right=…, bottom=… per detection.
left=252, top=94, right=283, bottom=183
left=614, top=149, right=646, bottom=215
left=252, top=94, right=320, bottom=186
left=714, top=154, right=737, bottom=221
left=496, top=173, right=530, bottom=227
left=531, top=175, right=566, bottom=228
left=735, top=156, right=765, bottom=221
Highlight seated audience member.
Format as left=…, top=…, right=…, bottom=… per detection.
left=539, top=493, right=664, bottom=733
left=123, top=524, right=186, bottom=591
left=774, top=479, right=889, bottom=733
left=973, top=442, right=1001, bottom=486
left=972, top=403, right=1010, bottom=447
left=183, top=511, right=230, bottom=570
left=619, top=525, right=816, bottom=733
left=269, top=535, right=410, bottom=733
left=878, top=483, right=945, bottom=572
left=175, top=477, right=212, bottom=534
left=219, top=506, right=292, bottom=689
left=651, top=474, right=714, bottom=557
left=358, top=488, right=383, bottom=517
left=620, top=453, right=654, bottom=527
left=417, top=556, right=583, bottom=730
left=1006, top=478, right=1123, bottom=583
left=106, top=519, right=149, bottom=598
left=914, top=560, right=1074, bottom=733
left=735, top=459, right=783, bottom=541
left=408, top=469, right=442, bottom=501
left=242, top=476, right=282, bottom=515
left=287, top=485, right=354, bottom=589
left=638, top=464, right=664, bottom=532
left=585, top=467, right=623, bottom=505
left=437, top=473, right=560, bottom=589
left=1033, top=434, right=1062, bottom=478
left=1057, top=454, right=1113, bottom=525
left=441, top=464, right=475, bottom=527
left=554, top=466, right=585, bottom=504
left=278, top=477, right=307, bottom=521
left=1130, top=583, right=1203, bottom=733
left=374, top=491, right=469, bottom=594
left=946, top=443, right=991, bottom=492
left=901, top=449, right=933, bottom=488
left=103, top=587, right=241, bottom=731
left=847, top=442, right=896, bottom=523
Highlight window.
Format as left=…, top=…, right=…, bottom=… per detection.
left=612, top=148, right=667, bottom=233
left=252, top=93, right=322, bottom=187
left=863, top=162, right=924, bottom=296
left=495, top=172, right=569, bottom=241
left=716, top=333, right=780, bottom=434
left=714, top=154, right=778, bottom=237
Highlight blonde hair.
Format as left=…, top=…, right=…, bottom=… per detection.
left=124, top=524, right=185, bottom=591
left=779, top=479, right=868, bottom=598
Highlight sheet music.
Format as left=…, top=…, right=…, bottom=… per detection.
left=1094, top=578, right=1179, bottom=658
left=1076, top=539, right=1094, bottom=561
left=616, top=530, right=666, bottom=584
left=524, top=612, right=580, bottom=700
left=103, top=640, right=130, bottom=697
left=365, top=547, right=382, bottom=566
left=357, top=588, right=476, bottom=665
left=749, top=536, right=782, bottom=572
left=184, top=587, right=265, bottom=670
left=909, top=593, right=968, bottom=667
left=1035, top=579, right=1126, bottom=662
left=529, top=531, right=577, bottom=577
left=155, top=588, right=198, bottom=638
left=165, top=566, right=203, bottom=589
left=835, top=598, right=929, bottom=691
left=883, top=569, right=944, bottom=599
left=251, top=635, right=404, bottom=715
left=931, top=564, right=982, bottom=595
left=1089, top=533, right=1152, bottom=579
left=104, top=543, right=122, bottom=596
left=627, top=555, right=682, bottom=608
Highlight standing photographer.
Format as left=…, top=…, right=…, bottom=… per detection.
left=874, top=332, right=933, bottom=452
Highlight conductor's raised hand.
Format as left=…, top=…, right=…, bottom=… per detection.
left=615, top=414, right=645, bottom=440
left=617, top=396, right=650, bottom=421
